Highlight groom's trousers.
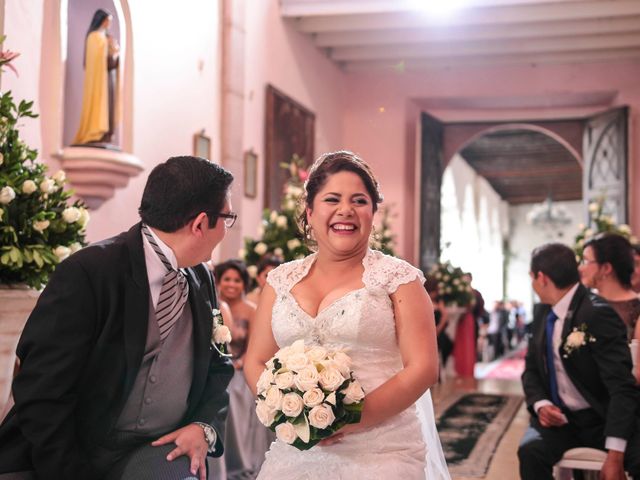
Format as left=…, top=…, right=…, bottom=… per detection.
left=518, top=409, right=640, bottom=480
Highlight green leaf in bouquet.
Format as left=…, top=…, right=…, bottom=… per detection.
left=293, top=415, right=310, bottom=443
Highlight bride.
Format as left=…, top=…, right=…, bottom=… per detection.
left=244, top=151, right=450, bottom=479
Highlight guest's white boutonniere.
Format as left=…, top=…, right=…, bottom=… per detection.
left=211, top=308, right=232, bottom=357
left=562, top=323, right=596, bottom=358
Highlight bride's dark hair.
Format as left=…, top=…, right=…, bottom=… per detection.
left=297, top=151, right=383, bottom=247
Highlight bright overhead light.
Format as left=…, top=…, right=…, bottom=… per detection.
left=409, top=0, right=472, bottom=20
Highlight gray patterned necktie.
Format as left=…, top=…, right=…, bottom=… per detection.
left=141, top=224, right=189, bottom=341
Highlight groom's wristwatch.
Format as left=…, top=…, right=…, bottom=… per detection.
left=194, top=422, right=217, bottom=453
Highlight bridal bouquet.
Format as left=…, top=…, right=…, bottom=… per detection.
left=255, top=339, right=364, bottom=450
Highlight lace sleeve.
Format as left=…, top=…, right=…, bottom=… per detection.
left=364, top=251, right=426, bottom=295
left=266, top=263, right=288, bottom=295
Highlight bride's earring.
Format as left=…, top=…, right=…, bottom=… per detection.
left=372, top=224, right=380, bottom=241
left=305, top=224, right=312, bottom=240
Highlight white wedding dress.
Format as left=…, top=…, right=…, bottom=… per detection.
left=257, top=249, right=450, bottom=480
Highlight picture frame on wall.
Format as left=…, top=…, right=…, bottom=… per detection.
left=193, top=130, right=211, bottom=160
left=244, top=150, right=258, bottom=199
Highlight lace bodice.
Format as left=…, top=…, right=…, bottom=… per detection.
left=266, top=249, right=425, bottom=397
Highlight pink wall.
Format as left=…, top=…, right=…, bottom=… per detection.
left=343, top=61, right=640, bottom=262
left=241, top=0, right=347, bottom=243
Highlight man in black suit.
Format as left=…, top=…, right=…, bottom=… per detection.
left=0, top=156, right=235, bottom=480
left=518, top=243, right=640, bottom=480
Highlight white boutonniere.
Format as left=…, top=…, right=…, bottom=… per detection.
left=211, top=308, right=232, bottom=357
left=562, top=323, right=596, bottom=358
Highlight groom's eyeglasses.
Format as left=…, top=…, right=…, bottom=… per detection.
left=210, top=212, right=238, bottom=228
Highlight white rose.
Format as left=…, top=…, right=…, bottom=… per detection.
left=78, top=208, right=90, bottom=228
left=276, top=215, right=288, bottom=228
left=302, top=388, right=325, bottom=408
left=308, top=404, right=335, bottom=430
left=588, top=202, right=599, bottom=213
left=21, top=180, right=37, bottom=194
left=341, top=380, right=365, bottom=405
left=281, top=392, right=304, bottom=418
left=274, top=371, right=295, bottom=390
left=285, top=352, right=310, bottom=372
left=306, top=345, right=328, bottom=362
left=275, top=345, right=292, bottom=364
left=584, top=228, right=594, bottom=238
left=238, top=248, right=247, bottom=259
left=256, top=369, right=274, bottom=395
left=566, top=331, right=586, bottom=348
left=256, top=400, right=276, bottom=427
left=52, top=170, right=66, bottom=184
left=287, top=239, right=301, bottom=250
left=274, top=247, right=283, bottom=257
left=294, top=366, right=320, bottom=392
left=0, top=152, right=3, bottom=165
left=39, top=178, right=57, bottom=194
left=285, top=199, right=296, bottom=210
left=264, top=386, right=284, bottom=410
left=213, top=325, right=232, bottom=344
left=619, top=224, right=631, bottom=235
left=53, top=245, right=71, bottom=262
left=32, top=219, right=50, bottom=233
left=275, top=422, right=297, bottom=444
left=254, top=242, right=268, bottom=256
left=69, top=242, right=82, bottom=254
left=62, top=207, right=81, bottom=223
left=330, top=351, right=352, bottom=377
left=577, top=223, right=585, bottom=230
left=269, top=210, right=278, bottom=222
left=247, top=265, right=258, bottom=278
left=0, top=186, right=16, bottom=204
left=318, top=367, right=345, bottom=392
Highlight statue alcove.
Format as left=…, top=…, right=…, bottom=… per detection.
left=45, top=0, right=142, bottom=210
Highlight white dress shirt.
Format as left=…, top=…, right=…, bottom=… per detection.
left=534, top=283, right=626, bottom=452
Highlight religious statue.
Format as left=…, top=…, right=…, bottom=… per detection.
left=73, top=9, right=120, bottom=147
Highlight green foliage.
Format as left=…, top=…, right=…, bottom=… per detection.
left=573, top=196, right=636, bottom=259
left=240, top=155, right=397, bottom=274
left=428, top=261, right=474, bottom=307
left=0, top=90, right=88, bottom=289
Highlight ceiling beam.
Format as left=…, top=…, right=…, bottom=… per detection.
left=280, top=0, right=587, bottom=17
left=294, top=1, right=640, bottom=33
left=330, top=32, right=640, bottom=61
left=314, top=16, right=640, bottom=47
left=343, top=48, right=640, bottom=71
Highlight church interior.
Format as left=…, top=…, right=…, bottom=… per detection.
left=1, top=0, right=640, bottom=478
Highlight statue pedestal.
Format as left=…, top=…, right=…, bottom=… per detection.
left=57, top=147, right=144, bottom=209
left=0, top=286, right=40, bottom=417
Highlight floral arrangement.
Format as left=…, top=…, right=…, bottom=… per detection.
left=255, top=339, right=364, bottom=450
left=562, top=323, right=596, bottom=358
left=428, top=261, right=474, bottom=307
left=210, top=308, right=232, bottom=357
left=241, top=156, right=397, bottom=277
left=0, top=39, right=88, bottom=289
left=574, top=196, right=636, bottom=258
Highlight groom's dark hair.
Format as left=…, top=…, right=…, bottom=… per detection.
left=530, top=243, right=579, bottom=288
left=139, top=156, right=233, bottom=232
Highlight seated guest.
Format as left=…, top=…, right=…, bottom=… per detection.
left=214, top=259, right=273, bottom=479
left=0, top=156, right=234, bottom=479
left=579, top=233, right=640, bottom=341
left=519, top=243, right=640, bottom=480
left=246, top=256, right=282, bottom=305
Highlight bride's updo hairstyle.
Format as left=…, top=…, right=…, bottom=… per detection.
left=298, top=150, right=383, bottom=248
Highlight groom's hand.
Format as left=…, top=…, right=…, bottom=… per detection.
left=152, top=424, right=208, bottom=480
left=538, top=405, right=568, bottom=428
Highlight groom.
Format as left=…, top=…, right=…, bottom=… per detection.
left=519, top=243, right=640, bottom=480
left=0, top=156, right=235, bottom=479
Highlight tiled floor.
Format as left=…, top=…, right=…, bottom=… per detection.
left=432, top=376, right=528, bottom=480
